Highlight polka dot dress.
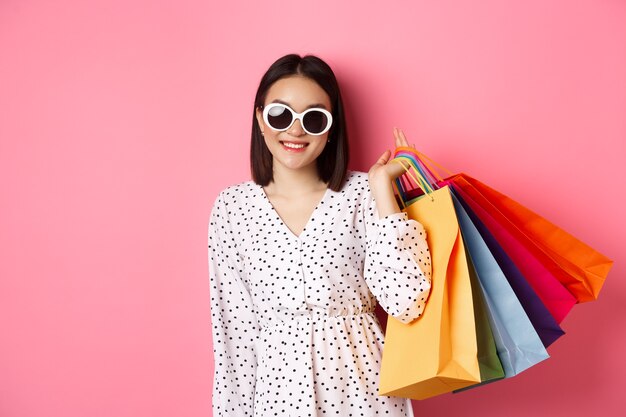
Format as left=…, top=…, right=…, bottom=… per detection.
left=208, top=170, right=432, bottom=417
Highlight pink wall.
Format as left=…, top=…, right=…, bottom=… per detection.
left=1, top=1, right=624, bottom=416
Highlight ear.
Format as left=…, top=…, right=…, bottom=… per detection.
left=255, top=107, right=264, bottom=134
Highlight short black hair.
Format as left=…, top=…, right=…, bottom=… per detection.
left=250, top=54, right=349, bottom=191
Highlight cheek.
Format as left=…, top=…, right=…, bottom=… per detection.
left=262, top=131, right=282, bottom=154
left=262, top=127, right=277, bottom=141
left=311, top=138, right=329, bottom=155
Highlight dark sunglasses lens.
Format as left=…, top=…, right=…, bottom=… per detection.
left=267, top=106, right=293, bottom=130
left=303, top=111, right=329, bottom=134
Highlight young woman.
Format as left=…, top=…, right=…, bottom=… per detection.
left=208, top=53, right=432, bottom=417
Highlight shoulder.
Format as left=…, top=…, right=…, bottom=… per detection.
left=342, top=170, right=370, bottom=189
left=340, top=170, right=373, bottom=197
left=332, top=171, right=374, bottom=214
left=211, top=179, right=259, bottom=213
left=217, top=179, right=258, bottom=200
left=345, top=169, right=368, bottom=182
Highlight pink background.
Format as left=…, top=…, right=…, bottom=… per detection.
left=1, top=0, right=624, bottom=416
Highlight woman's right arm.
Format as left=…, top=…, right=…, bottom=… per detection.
left=209, top=191, right=260, bottom=416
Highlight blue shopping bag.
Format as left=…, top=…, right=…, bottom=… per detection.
left=451, top=191, right=550, bottom=377
left=450, top=186, right=565, bottom=348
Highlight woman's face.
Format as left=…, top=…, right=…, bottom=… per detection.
left=255, top=75, right=332, bottom=174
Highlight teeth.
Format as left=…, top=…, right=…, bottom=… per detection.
left=283, top=142, right=306, bottom=149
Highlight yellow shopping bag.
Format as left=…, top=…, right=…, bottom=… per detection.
left=379, top=182, right=481, bottom=400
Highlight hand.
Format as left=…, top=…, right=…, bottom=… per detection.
left=368, top=127, right=416, bottom=187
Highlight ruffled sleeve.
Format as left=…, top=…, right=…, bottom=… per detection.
left=209, top=191, right=261, bottom=416
left=362, top=183, right=432, bottom=324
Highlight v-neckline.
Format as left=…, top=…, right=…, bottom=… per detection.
left=257, top=182, right=330, bottom=240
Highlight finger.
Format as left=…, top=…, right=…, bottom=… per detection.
left=396, top=127, right=407, bottom=147
left=395, top=129, right=401, bottom=149
left=398, top=128, right=409, bottom=146
left=396, top=127, right=406, bottom=149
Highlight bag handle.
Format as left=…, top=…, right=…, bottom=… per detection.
left=393, top=149, right=438, bottom=186
left=394, top=146, right=455, bottom=184
left=391, top=157, right=435, bottom=208
left=393, top=156, right=435, bottom=195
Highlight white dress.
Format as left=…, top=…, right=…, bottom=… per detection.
left=208, top=170, right=432, bottom=417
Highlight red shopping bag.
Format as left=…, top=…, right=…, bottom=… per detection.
left=455, top=174, right=612, bottom=302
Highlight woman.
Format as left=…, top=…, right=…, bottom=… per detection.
left=208, top=53, right=432, bottom=417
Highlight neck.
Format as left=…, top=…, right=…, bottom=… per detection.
left=267, top=161, right=327, bottom=196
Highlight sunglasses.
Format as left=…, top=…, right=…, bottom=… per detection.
left=262, top=103, right=333, bottom=136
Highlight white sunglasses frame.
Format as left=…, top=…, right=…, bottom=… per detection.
left=262, top=103, right=333, bottom=136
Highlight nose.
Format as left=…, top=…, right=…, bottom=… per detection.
left=287, top=118, right=305, bottom=136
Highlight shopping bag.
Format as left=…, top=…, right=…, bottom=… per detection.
left=454, top=190, right=565, bottom=347
left=394, top=149, right=575, bottom=324
left=451, top=191, right=550, bottom=377
left=379, top=167, right=481, bottom=399
left=396, top=148, right=565, bottom=346
left=394, top=157, right=506, bottom=384
left=461, top=242, right=505, bottom=386
left=456, top=174, right=613, bottom=302
left=450, top=176, right=576, bottom=323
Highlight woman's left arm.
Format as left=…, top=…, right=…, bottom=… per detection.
left=368, top=127, right=412, bottom=218
left=362, top=128, right=432, bottom=324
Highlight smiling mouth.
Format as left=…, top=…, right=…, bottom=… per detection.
left=280, top=141, right=309, bottom=149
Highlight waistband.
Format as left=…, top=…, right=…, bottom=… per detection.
left=260, top=308, right=377, bottom=330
